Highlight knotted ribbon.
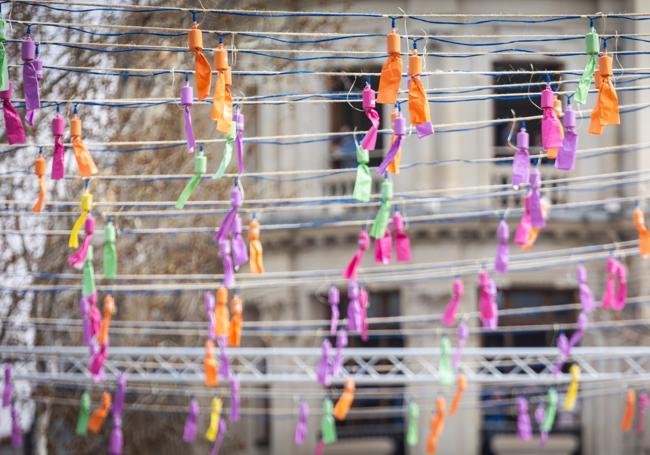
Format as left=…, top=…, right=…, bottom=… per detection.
left=333, top=378, right=355, bottom=421
left=589, top=51, right=619, bottom=135
left=529, top=168, right=545, bottom=229
left=634, top=206, right=650, bottom=258
left=563, top=365, right=580, bottom=411
left=374, top=228, right=392, bottom=265
left=22, top=36, right=41, bottom=126
left=511, top=125, right=529, bottom=188
left=450, top=374, right=466, bottom=416
left=453, top=321, right=469, bottom=368
left=51, top=110, right=65, bottom=178
left=294, top=400, right=309, bottom=445
left=344, top=228, right=369, bottom=280
left=377, top=109, right=405, bottom=175
left=103, top=219, right=117, bottom=278
left=517, top=397, right=533, bottom=441
left=0, top=17, right=7, bottom=91
left=316, top=339, right=332, bottom=386
left=76, top=391, right=91, bottom=436
left=180, top=80, right=196, bottom=153
left=176, top=149, right=206, bottom=208
left=328, top=285, right=340, bottom=335
left=494, top=217, right=509, bottom=273
left=321, top=399, right=337, bottom=444
left=32, top=152, right=46, bottom=213
left=393, top=210, right=412, bottom=262
left=229, top=294, right=242, bottom=347
left=0, top=82, right=26, bottom=144
left=69, top=190, right=92, bottom=248
left=70, top=114, right=98, bottom=177
left=555, top=102, right=579, bottom=171
left=352, top=139, right=372, bottom=202
left=183, top=398, right=200, bottom=443
left=68, top=215, right=95, bottom=270
left=88, top=391, right=112, bottom=433
left=332, top=329, right=347, bottom=376
left=370, top=177, right=393, bottom=240
left=438, top=336, right=454, bottom=385
left=248, top=218, right=265, bottom=273
left=408, top=47, right=434, bottom=137
left=205, top=397, right=222, bottom=442
left=347, top=281, right=362, bottom=332
left=574, top=27, right=599, bottom=104
left=577, top=265, right=595, bottom=313
left=361, top=83, right=380, bottom=150
left=479, top=270, right=498, bottom=329
left=426, top=397, right=446, bottom=454
left=204, top=340, right=218, bottom=386
left=441, top=278, right=464, bottom=327
left=188, top=23, right=211, bottom=99
left=212, top=40, right=233, bottom=134
left=376, top=28, right=402, bottom=105
left=622, top=389, right=636, bottom=432
left=108, top=372, right=126, bottom=455
left=212, top=122, right=235, bottom=180
left=602, top=255, right=627, bottom=310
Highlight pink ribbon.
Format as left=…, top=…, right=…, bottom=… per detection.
left=479, top=270, right=498, bottom=329
left=555, top=105, right=578, bottom=171
left=344, top=229, right=369, bottom=280
left=393, top=211, right=412, bottom=262
left=494, top=218, right=509, bottom=273
left=452, top=321, right=468, bottom=368
left=512, top=126, right=530, bottom=188
left=68, top=215, right=95, bottom=270
left=316, top=339, right=332, bottom=386
left=515, top=195, right=533, bottom=245
left=541, top=85, right=562, bottom=150
left=360, top=286, right=369, bottom=342
left=638, top=392, right=649, bottom=434
left=360, top=83, right=380, bottom=151
left=602, top=256, right=617, bottom=309
left=528, top=169, right=545, bottom=229
left=234, top=109, right=245, bottom=174
left=374, top=228, right=392, bottom=264
left=0, top=82, right=26, bottom=145
left=22, top=37, right=41, bottom=126
left=328, top=285, right=340, bottom=335
left=347, top=281, right=362, bottom=332
left=441, top=278, right=464, bottom=327
left=88, top=343, right=107, bottom=382
left=577, top=265, right=595, bottom=313
left=294, top=400, right=309, bottom=445
left=51, top=112, right=65, bottom=179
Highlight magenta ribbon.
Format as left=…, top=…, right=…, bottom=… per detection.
left=393, top=211, right=412, bottom=262
left=183, top=398, right=200, bottom=443
left=231, top=215, right=248, bottom=270
left=540, top=86, right=562, bottom=151
left=601, top=256, right=617, bottom=309
left=328, top=285, right=340, bottom=335
left=0, top=82, right=26, bottom=145
left=88, top=344, right=107, bottom=382
left=479, top=270, right=498, bottom=329
left=68, top=216, right=95, bottom=270
left=377, top=128, right=403, bottom=175
left=577, top=265, right=595, bottom=313
left=209, top=419, right=227, bottom=455
left=360, top=286, right=369, bottom=342
left=230, top=377, right=240, bottom=422
left=108, top=372, right=126, bottom=455
left=316, top=339, right=332, bottom=386
left=204, top=292, right=216, bottom=341
left=347, top=281, right=362, bottom=332
left=215, top=185, right=242, bottom=243
left=514, top=195, right=532, bottom=245
left=11, top=402, right=22, bottom=449
left=555, top=106, right=578, bottom=171
left=332, top=330, right=347, bottom=376
left=517, top=397, right=533, bottom=441
left=344, top=229, right=369, bottom=280
left=361, top=100, right=380, bottom=151
left=374, top=229, right=392, bottom=264
left=294, top=400, right=309, bottom=445
left=22, top=37, right=41, bottom=126
left=512, top=127, right=530, bottom=188
left=51, top=113, right=65, bottom=179
left=452, top=321, right=468, bottom=368
left=441, top=278, right=464, bottom=327
left=528, top=169, right=545, bottom=229
left=638, top=392, right=649, bottom=434
left=219, top=239, right=235, bottom=289
left=415, top=121, right=434, bottom=138
left=552, top=312, right=588, bottom=377
left=3, top=364, right=12, bottom=407
left=234, top=109, right=245, bottom=174
left=615, top=262, right=628, bottom=311
left=494, top=218, right=509, bottom=273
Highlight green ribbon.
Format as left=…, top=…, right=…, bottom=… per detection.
left=370, top=177, right=393, bottom=239
left=352, top=140, right=372, bottom=202
left=321, top=399, right=337, bottom=444
left=574, top=27, right=599, bottom=104
left=212, top=122, right=236, bottom=180
left=176, top=152, right=207, bottom=209
left=76, top=391, right=91, bottom=436
left=82, top=246, right=95, bottom=297
left=406, top=401, right=419, bottom=446
left=438, top=336, right=455, bottom=386
left=103, top=220, right=117, bottom=279
left=0, top=17, right=7, bottom=92
left=541, top=388, right=558, bottom=433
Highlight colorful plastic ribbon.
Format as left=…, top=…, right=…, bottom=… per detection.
left=234, top=108, right=245, bottom=173
left=212, top=38, right=233, bottom=135
left=204, top=340, right=218, bottom=386
left=333, top=378, right=355, bottom=421
left=205, top=397, right=222, bottom=442
left=545, top=96, right=564, bottom=159
left=441, top=278, right=464, bottom=327
left=321, top=399, right=337, bottom=444
left=89, top=295, right=114, bottom=381
left=328, top=284, right=340, bottom=335
left=541, top=389, right=558, bottom=436
left=552, top=312, right=587, bottom=377
left=0, top=82, right=26, bottom=145
left=210, top=419, right=227, bottom=455
left=377, top=109, right=405, bottom=175
left=406, top=402, right=419, bottom=446
left=577, top=265, right=595, bottom=313
left=70, top=113, right=98, bottom=177
left=393, top=210, right=412, bottom=262
left=387, top=108, right=402, bottom=174
left=574, top=27, right=599, bottom=104
left=408, top=46, right=434, bottom=137
left=622, top=389, right=636, bottom=432
left=589, top=50, right=619, bottom=135
left=555, top=101, right=578, bottom=171
left=352, top=139, right=372, bottom=202
left=76, top=391, right=91, bottom=436
left=316, top=338, right=332, bottom=386
left=103, top=218, right=117, bottom=279
left=359, top=286, right=370, bottom=342
left=563, top=365, right=580, bottom=411
left=230, top=215, right=248, bottom=271
left=230, top=377, right=240, bottom=421
left=479, top=270, right=498, bottom=329
left=347, top=281, right=362, bottom=333
left=426, top=397, right=446, bottom=454
left=294, top=400, right=309, bottom=445
left=204, top=292, right=216, bottom=341
left=176, top=147, right=206, bottom=208
left=3, top=364, right=11, bottom=407
left=32, top=152, right=46, bottom=213
left=50, top=109, right=65, bottom=178
left=511, top=124, right=529, bottom=188
left=494, top=217, right=509, bottom=273
left=332, top=329, right=347, bottom=376
left=215, top=286, right=230, bottom=340
left=215, top=184, right=244, bottom=288
left=22, top=35, right=41, bottom=125
left=69, top=190, right=92, bottom=249
left=374, top=226, right=392, bottom=265
left=344, top=228, right=370, bottom=280
left=229, top=294, right=242, bottom=347
left=602, top=255, right=627, bottom=311
left=370, top=177, right=393, bottom=240
left=108, top=372, right=126, bottom=455
left=68, top=215, right=95, bottom=270
left=529, top=168, right=545, bottom=229
left=450, top=374, right=466, bottom=416
left=0, top=16, right=7, bottom=91
left=637, top=391, right=649, bottom=434
left=88, top=391, right=112, bottom=433
left=377, top=27, right=402, bottom=105
left=188, top=23, right=211, bottom=100
left=634, top=206, right=650, bottom=258
left=453, top=321, right=469, bottom=368
left=180, top=79, right=196, bottom=153
left=361, top=82, right=380, bottom=150
left=213, top=122, right=235, bottom=180
left=248, top=217, right=265, bottom=273
left=438, top=336, right=454, bottom=386
left=535, top=403, right=547, bottom=445
left=11, top=402, right=22, bottom=449
left=183, top=398, right=199, bottom=443
left=517, top=397, right=532, bottom=441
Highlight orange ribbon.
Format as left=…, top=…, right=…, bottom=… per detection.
left=426, top=397, right=446, bottom=454
left=589, top=53, right=620, bottom=135
left=87, top=391, right=112, bottom=433
left=229, top=294, right=243, bottom=347
left=377, top=29, right=402, bottom=105
left=97, top=295, right=115, bottom=346
left=634, top=207, right=650, bottom=258
left=32, top=154, right=46, bottom=213
left=407, top=49, right=431, bottom=126
left=386, top=108, right=402, bottom=174
left=248, top=219, right=265, bottom=273
left=450, top=374, right=467, bottom=416
left=333, top=378, right=355, bottom=421
left=70, top=115, right=98, bottom=177
left=621, top=389, right=636, bottom=432
left=204, top=339, right=218, bottom=386
left=211, top=43, right=233, bottom=134
left=215, top=286, right=230, bottom=338
left=188, top=23, right=212, bottom=100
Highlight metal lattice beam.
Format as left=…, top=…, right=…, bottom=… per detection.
left=3, top=346, right=650, bottom=385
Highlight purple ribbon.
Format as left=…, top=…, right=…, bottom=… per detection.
left=512, top=127, right=530, bottom=187
left=210, top=419, right=228, bottom=455
left=316, top=339, right=332, bottom=386
left=230, top=377, right=240, bottom=422
left=204, top=292, right=216, bottom=341
left=215, top=185, right=242, bottom=244
left=183, top=106, right=195, bottom=153
left=234, top=110, right=245, bottom=174
left=415, top=122, right=434, bottom=138
left=479, top=271, right=498, bottom=329
left=3, top=364, right=12, bottom=407
left=347, top=281, right=362, bottom=332
left=528, top=169, right=545, bottom=229
left=328, top=285, right=340, bottom=335
left=534, top=404, right=547, bottom=447
left=11, top=402, right=22, bottom=449
left=294, top=400, right=309, bottom=445
left=80, top=295, right=93, bottom=346
left=517, top=397, right=532, bottom=440
left=108, top=372, right=126, bottom=454
left=88, top=344, right=107, bottom=382
left=231, top=215, right=248, bottom=270
left=494, top=218, right=509, bottom=273
left=22, top=37, right=40, bottom=126
left=0, top=82, right=26, bottom=144
left=219, top=239, right=235, bottom=289
left=555, top=107, right=578, bottom=171
left=452, top=322, right=469, bottom=368
left=377, top=131, right=403, bottom=175
left=577, top=265, right=595, bottom=313
left=332, top=330, right=347, bottom=376
left=183, top=398, right=200, bottom=443
left=360, top=287, right=369, bottom=342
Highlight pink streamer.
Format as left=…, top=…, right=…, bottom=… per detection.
left=332, top=330, right=347, bottom=376
left=0, top=82, right=26, bottom=145
left=512, top=127, right=530, bottom=188
left=88, top=343, right=107, bottom=381
left=360, top=286, right=369, bottom=342
left=374, top=229, right=392, bottom=264
left=51, top=112, right=65, bottom=179
left=494, top=218, right=509, bottom=273
left=614, top=260, right=628, bottom=311
left=347, top=281, right=362, bottom=332
left=601, top=256, right=617, bottom=309
left=343, top=229, right=369, bottom=280
left=393, top=211, right=412, bottom=262
left=441, top=278, right=464, bottom=327
left=577, top=265, right=595, bottom=313
left=452, top=321, right=468, bottom=368
left=68, top=215, right=95, bottom=270
left=294, top=400, right=309, bottom=445
left=541, top=85, right=562, bottom=150
left=479, top=270, right=498, bottom=329
left=360, top=83, right=380, bottom=151
left=637, top=392, right=649, bottom=434
left=515, top=195, right=533, bottom=245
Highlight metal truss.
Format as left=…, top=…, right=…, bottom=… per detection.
left=4, top=346, right=650, bottom=385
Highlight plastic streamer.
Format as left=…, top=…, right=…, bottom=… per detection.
left=294, top=400, right=309, bottom=445
left=563, top=365, right=580, bottom=411
left=360, top=83, right=380, bottom=151
left=407, top=45, right=434, bottom=137
left=230, top=377, right=240, bottom=421
left=386, top=108, right=402, bottom=174
left=76, top=391, right=91, bottom=436
left=212, top=122, right=235, bottom=180
left=205, top=397, right=222, bottom=442
left=377, top=109, right=405, bottom=175
left=32, top=151, right=47, bottom=213
left=344, top=228, right=370, bottom=280
left=51, top=109, right=65, bottom=178
left=528, top=168, right=545, bottom=229
left=183, top=398, right=199, bottom=443
left=88, top=295, right=114, bottom=381
left=180, top=79, right=196, bottom=153
left=406, top=401, right=419, bottom=446
left=393, top=209, right=412, bottom=262
left=511, top=123, right=530, bottom=188
left=229, top=294, right=243, bottom=347
left=346, top=281, right=362, bottom=333
left=176, top=147, right=206, bottom=208
left=22, top=35, right=41, bottom=125
left=493, top=217, right=509, bottom=273
left=359, top=286, right=370, bottom=342
left=478, top=270, right=498, bottom=329
left=11, top=402, right=22, bottom=449
left=438, top=336, right=454, bottom=386
left=441, top=278, right=464, bottom=327
left=374, top=223, right=392, bottom=265
left=376, top=26, right=402, bottom=105
left=552, top=312, right=587, bottom=376
left=602, top=255, right=627, bottom=311
left=637, top=392, right=649, bottom=434
left=316, top=338, right=332, bottom=386
left=88, top=391, right=112, bottom=433
left=234, top=108, right=245, bottom=174
left=204, top=340, right=218, bottom=386
left=215, top=182, right=245, bottom=288
left=211, top=38, right=233, bottom=135
left=634, top=206, right=650, bottom=258
left=577, top=265, right=595, bottom=313
left=426, top=397, right=446, bottom=454
left=103, top=219, right=118, bottom=279
left=352, top=139, right=372, bottom=202
left=3, top=364, right=11, bottom=407
left=555, top=100, right=578, bottom=171
left=108, top=372, right=126, bottom=455
left=248, top=217, right=265, bottom=273
left=321, top=399, right=337, bottom=444
left=0, top=16, right=7, bottom=91
left=210, top=419, right=227, bottom=455
left=589, top=50, right=620, bottom=135
left=517, top=397, right=532, bottom=441
left=370, top=176, right=393, bottom=240
left=574, top=27, right=599, bottom=104
left=450, top=374, right=466, bottom=416
left=332, top=329, right=347, bottom=376
left=188, top=22, right=211, bottom=100
left=328, top=284, right=340, bottom=335
left=333, top=378, right=355, bottom=420
left=453, top=321, right=469, bottom=368
left=68, top=215, right=95, bottom=270
left=545, top=95, right=564, bottom=159
left=70, top=113, right=99, bottom=177
left=541, top=388, right=558, bottom=436
left=0, top=82, right=27, bottom=145
left=622, top=389, right=636, bottom=432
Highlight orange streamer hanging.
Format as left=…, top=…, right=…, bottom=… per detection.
left=204, top=339, right=218, bottom=386
left=333, top=378, right=356, bottom=421
left=215, top=286, right=230, bottom=338
left=248, top=219, right=265, bottom=273
left=407, top=49, right=431, bottom=126
left=377, top=29, right=402, bottom=105
left=426, top=397, right=446, bottom=454
left=621, top=389, right=636, bottom=432
left=70, top=115, right=98, bottom=177
left=87, top=391, right=112, bottom=433
left=450, top=374, right=467, bottom=416
left=229, top=294, right=243, bottom=347
left=188, top=23, right=212, bottom=100
left=32, top=154, right=46, bottom=213
left=634, top=207, right=650, bottom=258
left=211, top=43, right=233, bottom=135
left=386, top=108, right=402, bottom=174
left=589, top=53, right=620, bottom=135
left=97, top=295, right=115, bottom=346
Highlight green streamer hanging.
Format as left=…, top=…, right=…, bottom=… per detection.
left=82, top=246, right=95, bottom=297
left=352, top=140, right=372, bottom=202
left=76, top=391, right=91, bottom=436
left=406, top=401, right=419, bottom=446
left=321, top=399, right=337, bottom=444
left=370, top=177, right=393, bottom=239
left=103, top=219, right=117, bottom=279
left=176, top=150, right=207, bottom=209
left=0, top=17, right=7, bottom=92
left=438, top=336, right=455, bottom=386
left=212, top=122, right=236, bottom=180
left=574, top=27, right=599, bottom=104
left=541, top=388, right=558, bottom=433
